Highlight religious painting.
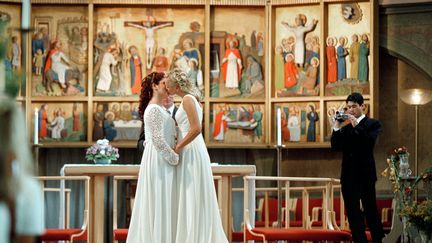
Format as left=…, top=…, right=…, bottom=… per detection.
left=273, top=5, right=321, bottom=98
left=324, top=100, right=370, bottom=141
left=32, top=102, right=87, bottom=142
left=210, top=7, right=266, bottom=99
left=92, top=102, right=141, bottom=141
left=325, top=2, right=371, bottom=96
left=0, top=3, right=24, bottom=96
left=31, top=6, right=88, bottom=96
left=273, top=102, right=320, bottom=143
left=210, top=103, right=265, bottom=144
left=93, top=7, right=205, bottom=97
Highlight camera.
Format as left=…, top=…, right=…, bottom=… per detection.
left=335, top=110, right=349, bottom=122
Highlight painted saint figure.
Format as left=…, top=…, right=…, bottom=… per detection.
left=251, top=105, right=263, bottom=141
left=337, top=37, right=348, bottom=80
left=326, top=37, right=337, bottom=83
left=93, top=104, right=105, bottom=141
left=244, top=56, right=263, bottom=94
left=152, top=47, right=169, bottom=72
left=306, top=104, right=319, bottom=142
left=128, top=45, right=143, bottom=95
left=281, top=111, right=290, bottom=142
left=301, top=57, right=319, bottom=94
left=288, top=107, right=301, bottom=142
left=256, top=32, right=264, bottom=57
left=103, top=111, right=117, bottom=141
left=349, top=34, right=360, bottom=79
left=182, top=38, right=201, bottom=68
left=284, top=53, right=297, bottom=89
left=281, top=14, right=318, bottom=67
left=124, top=16, right=173, bottom=70
left=38, top=104, right=48, bottom=139
left=10, top=36, right=21, bottom=70
left=358, top=34, right=370, bottom=81
left=96, top=47, right=118, bottom=92
left=213, top=105, right=228, bottom=141
left=44, top=40, right=71, bottom=89
left=72, top=103, right=80, bottom=132
left=51, top=109, right=65, bottom=140
left=221, top=38, right=242, bottom=89
left=187, top=58, right=203, bottom=92
left=33, top=49, right=45, bottom=76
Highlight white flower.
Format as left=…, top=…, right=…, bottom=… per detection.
left=96, top=139, right=110, bottom=146
left=100, top=150, right=106, bottom=155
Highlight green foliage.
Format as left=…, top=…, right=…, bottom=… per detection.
left=400, top=200, right=432, bottom=233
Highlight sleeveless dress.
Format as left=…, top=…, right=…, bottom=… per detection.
left=174, top=94, right=228, bottom=243
left=126, top=104, right=179, bottom=243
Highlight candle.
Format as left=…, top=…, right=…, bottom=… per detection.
left=276, top=107, right=282, bottom=146
left=21, top=0, right=30, bottom=30
left=34, top=108, right=38, bottom=145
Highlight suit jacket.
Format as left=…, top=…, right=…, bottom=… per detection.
left=331, top=116, right=382, bottom=184
left=137, top=106, right=178, bottom=157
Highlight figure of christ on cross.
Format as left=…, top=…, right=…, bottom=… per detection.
left=124, top=16, right=174, bottom=70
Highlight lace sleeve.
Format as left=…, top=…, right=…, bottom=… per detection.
left=147, top=107, right=179, bottom=165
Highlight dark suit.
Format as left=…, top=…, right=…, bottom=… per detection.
left=331, top=116, right=384, bottom=243
left=137, top=106, right=178, bottom=157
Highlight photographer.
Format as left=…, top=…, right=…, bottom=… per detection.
left=331, top=92, right=384, bottom=243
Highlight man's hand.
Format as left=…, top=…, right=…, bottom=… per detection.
left=347, top=114, right=358, bottom=127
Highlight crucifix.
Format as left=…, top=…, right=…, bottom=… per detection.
left=124, top=11, right=173, bottom=70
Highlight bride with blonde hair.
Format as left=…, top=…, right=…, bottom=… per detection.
left=166, top=69, right=228, bottom=243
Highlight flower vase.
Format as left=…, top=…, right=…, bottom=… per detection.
left=94, top=158, right=111, bottom=164
left=399, top=154, right=411, bottom=179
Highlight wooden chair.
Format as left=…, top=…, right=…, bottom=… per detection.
left=42, top=187, right=72, bottom=229
left=113, top=175, right=137, bottom=243
left=243, top=176, right=352, bottom=243
left=38, top=176, right=90, bottom=243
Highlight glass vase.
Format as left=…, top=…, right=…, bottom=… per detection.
left=399, top=153, right=411, bottom=179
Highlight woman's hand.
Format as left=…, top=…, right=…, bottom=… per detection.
left=174, top=145, right=181, bottom=154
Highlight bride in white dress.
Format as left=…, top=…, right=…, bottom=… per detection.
left=166, top=69, right=228, bottom=243
left=126, top=72, right=179, bottom=243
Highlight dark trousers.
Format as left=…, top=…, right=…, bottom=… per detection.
left=341, top=179, right=384, bottom=243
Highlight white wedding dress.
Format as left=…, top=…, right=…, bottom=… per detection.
left=174, top=94, right=228, bottom=243
left=126, top=104, right=179, bottom=243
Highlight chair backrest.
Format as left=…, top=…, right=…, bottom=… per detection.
left=113, top=175, right=138, bottom=231
left=42, top=187, right=72, bottom=228
left=37, top=176, right=90, bottom=234
left=243, top=176, right=341, bottom=230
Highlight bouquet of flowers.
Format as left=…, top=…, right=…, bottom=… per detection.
left=85, top=139, right=119, bottom=163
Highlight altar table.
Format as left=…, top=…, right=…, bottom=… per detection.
left=61, top=164, right=256, bottom=243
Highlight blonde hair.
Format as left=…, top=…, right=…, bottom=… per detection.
left=0, top=96, right=33, bottom=202
left=167, top=68, right=203, bottom=101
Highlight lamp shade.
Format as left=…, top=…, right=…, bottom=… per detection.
left=400, top=89, right=432, bottom=105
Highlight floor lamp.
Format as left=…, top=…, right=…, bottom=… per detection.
left=400, top=89, right=432, bottom=200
